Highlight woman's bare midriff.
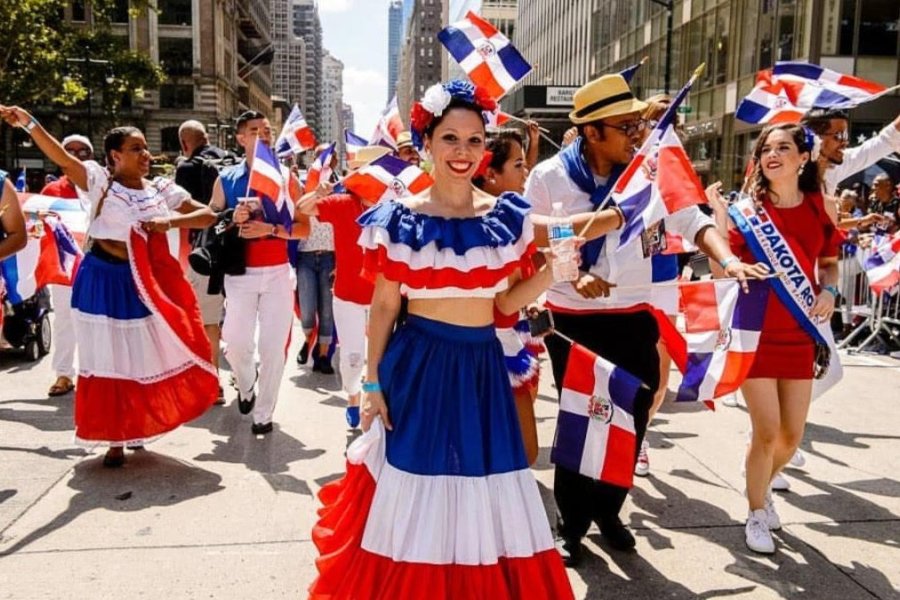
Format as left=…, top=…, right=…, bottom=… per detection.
left=407, top=297, right=497, bottom=327
left=94, top=239, right=128, bottom=260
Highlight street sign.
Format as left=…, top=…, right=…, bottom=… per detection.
left=677, top=105, right=693, bottom=114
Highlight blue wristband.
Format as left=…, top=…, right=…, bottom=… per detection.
left=822, top=284, right=839, bottom=298
left=719, top=255, right=739, bottom=269
left=361, top=380, right=381, bottom=393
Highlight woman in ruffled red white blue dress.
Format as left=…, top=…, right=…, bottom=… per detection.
left=1, top=106, right=219, bottom=468
left=308, top=82, right=577, bottom=598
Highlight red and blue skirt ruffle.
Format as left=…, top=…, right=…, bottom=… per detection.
left=70, top=229, right=218, bottom=445
left=309, top=315, right=573, bottom=599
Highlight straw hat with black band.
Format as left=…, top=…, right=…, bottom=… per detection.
left=348, top=145, right=391, bottom=170
left=569, top=74, right=648, bottom=125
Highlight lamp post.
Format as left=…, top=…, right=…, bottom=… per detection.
left=649, top=0, right=674, bottom=95
left=65, top=54, right=114, bottom=143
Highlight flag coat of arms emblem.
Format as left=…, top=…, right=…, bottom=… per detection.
left=551, top=343, right=644, bottom=489
left=438, top=11, right=532, bottom=99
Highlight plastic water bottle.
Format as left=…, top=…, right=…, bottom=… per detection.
left=548, top=202, right=579, bottom=282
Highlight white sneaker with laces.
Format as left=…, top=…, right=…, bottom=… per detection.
left=635, top=440, right=650, bottom=477
left=721, top=392, right=739, bottom=407
left=764, top=492, right=782, bottom=530
left=771, top=472, right=791, bottom=491
left=789, top=449, right=806, bottom=468
left=745, top=509, right=776, bottom=554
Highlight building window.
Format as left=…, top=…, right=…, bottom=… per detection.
left=157, top=0, right=192, bottom=26
left=72, top=0, right=86, bottom=21
left=159, top=84, right=194, bottom=109
left=161, top=126, right=181, bottom=153
left=858, top=0, right=899, bottom=56
left=159, top=38, right=193, bottom=77
left=777, top=0, right=796, bottom=61
left=110, top=0, right=129, bottom=23
left=839, top=0, right=857, bottom=55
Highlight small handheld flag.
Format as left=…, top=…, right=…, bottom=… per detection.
left=343, top=154, right=433, bottom=203
left=248, top=139, right=294, bottom=228
left=864, top=232, right=900, bottom=295
left=438, top=11, right=532, bottom=99
left=275, top=105, right=317, bottom=157
left=620, top=57, right=649, bottom=83
left=304, top=142, right=336, bottom=194
left=344, top=130, right=368, bottom=163
left=369, top=96, right=405, bottom=151
left=551, top=343, right=645, bottom=489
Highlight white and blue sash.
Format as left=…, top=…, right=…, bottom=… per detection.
left=729, top=197, right=842, bottom=397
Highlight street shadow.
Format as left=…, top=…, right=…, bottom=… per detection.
left=780, top=472, right=899, bottom=549
left=0, top=445, right=87, bottom=461
left=0, top=351, right=47, bottom=375
left=798, top=421, right=900, bottom=467
left=836, top=477, right=900, bottom=499
left=0, top=490, right=16, bottom=505
left=288, top=372, right=342, bottom=394
left=0, top=451, right=223, bottom=557
left=188, top=405, right=325, bottom=496
left=0, top=397, right=74, bottom=434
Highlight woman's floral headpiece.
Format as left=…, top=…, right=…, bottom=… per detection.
left=410, top=80, right=498, bottom=149
left=801, top=126, right=822, bottom=162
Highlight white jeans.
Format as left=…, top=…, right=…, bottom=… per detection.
left=50, top=285, right=76, bottom=378
left=223, top=265, right=294, bottom=425
left=332, top=297, right=368, bottom=396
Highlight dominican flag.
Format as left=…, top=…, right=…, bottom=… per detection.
left=438, top=11, right=532, bottom=100
left=735, top=69, right=806, bottom=124
left=620, top=57, right=647, bottom=83
left=21, top=193, right=89, bottom=245
left=344, top=129, right=368, bottom=163
left=673, top=280, right=768, bottom=405
left=35, top=215, right=83, bottom=287
left=550, top=343, right=644, bottom=489
left=275, top=104, right=317, bottom=157
left=369, top=96, right=405, bottom=151
left=484, top=108, right=512, bottom=128
left=864, top=232, right=900, bottom=294
left=304, top=142, right=335, bottom=194
left=0, top=237, right=39, bottom=304
left=343, top=154, right=433, bottom=203
left=248, top=139, right=294, bottom=228
left=614, top=76, right=707, bottom=248
left=771, top=61, right=890, bottom=110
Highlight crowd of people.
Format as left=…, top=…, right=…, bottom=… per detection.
left=1, top=62, right=899, bottom=598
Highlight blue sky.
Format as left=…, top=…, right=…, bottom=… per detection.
left=320, top=0, right=481, bottom=139
left=320, top=0, right=390, bottom=139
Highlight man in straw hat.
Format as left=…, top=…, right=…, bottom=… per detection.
left=394, top=131, right=421, bottom=167
left=297, top=145, right=391, bottom=429
left=525, top=74, right=768, bottom=564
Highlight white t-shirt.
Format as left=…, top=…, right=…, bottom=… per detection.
left=525, top=153, right=714, bottom=313
left=822, top=124, right=900, bottom=196
left=84, top=161, right=191, bottom=242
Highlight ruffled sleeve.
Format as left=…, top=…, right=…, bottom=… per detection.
left=356, top=192, right=536, bottom=289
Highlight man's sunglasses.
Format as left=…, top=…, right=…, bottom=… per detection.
left=598, top=119, right=646, bottom=138
left=821, top=131, right=849, bottom=143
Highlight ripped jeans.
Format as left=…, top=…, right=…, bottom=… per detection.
left=332, top=296, right=369, bottom=396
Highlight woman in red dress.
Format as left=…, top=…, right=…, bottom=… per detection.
left=713, top=124, right=840, bottom=554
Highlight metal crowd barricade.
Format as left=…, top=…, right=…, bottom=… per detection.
left=837, top=243, right=900, bottom=352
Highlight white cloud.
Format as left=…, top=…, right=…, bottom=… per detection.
left=342, top=66, right=388, bottom=138
left=318, top=0, right=353, bottom=13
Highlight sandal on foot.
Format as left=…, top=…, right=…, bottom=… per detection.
left=48, top=376, right=75, bottom=397
left=103, top=449, right=126, bottom=468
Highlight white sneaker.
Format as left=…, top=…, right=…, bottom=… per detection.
left=771, top=472, right=791, bottom=492
left=635, top=440, right=650, bottom=477
left=721, top=393, right=739, bottom=407
left=745, top=509, right=776, bottom=554
left=788, top=449, right=806, bottom=469
left=763, top=492, right=782, bottom=530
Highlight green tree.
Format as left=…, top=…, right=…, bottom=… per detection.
left=0, top=0, right=164, bottom=110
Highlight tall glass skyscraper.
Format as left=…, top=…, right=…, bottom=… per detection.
left=388, top=0, right=404, bottom=101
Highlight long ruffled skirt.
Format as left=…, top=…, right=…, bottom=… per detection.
left=309, top=315, right=573, bottom=599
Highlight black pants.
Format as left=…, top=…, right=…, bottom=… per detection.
left=546, top=310, right=660, bottom=541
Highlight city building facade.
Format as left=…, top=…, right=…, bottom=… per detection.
left=292, top=0, right=323, bottom=136
left=388, top=0, right=404, bottom=102
left=397, top=0, right=445, bottom=116
left=320, top=51, right=344, bottom=144
left=272, top=0, right=307, bottom=111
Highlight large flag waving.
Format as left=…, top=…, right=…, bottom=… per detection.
left=614, top=71, right=707, bottom=248
left=864, top=232, right=900, bottom=294
left=304, top=142, right=336, bottom=194
left=550, top=343, right=645, bottom=489
left=275, top=104, right=317, bottom=157
left=736, top=62, right=893, bottom=124
left=343, top=154, right=433, bottom=203
left=673, top=280, right=768, bottom=405
left=369, top=96, right=405, bottom=151
left=248, top=139, right=294, bottom=228
left=438, top=11, right=532, bottom=99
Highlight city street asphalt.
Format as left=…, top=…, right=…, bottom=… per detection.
left=0, top=316, right=898, bottom=599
